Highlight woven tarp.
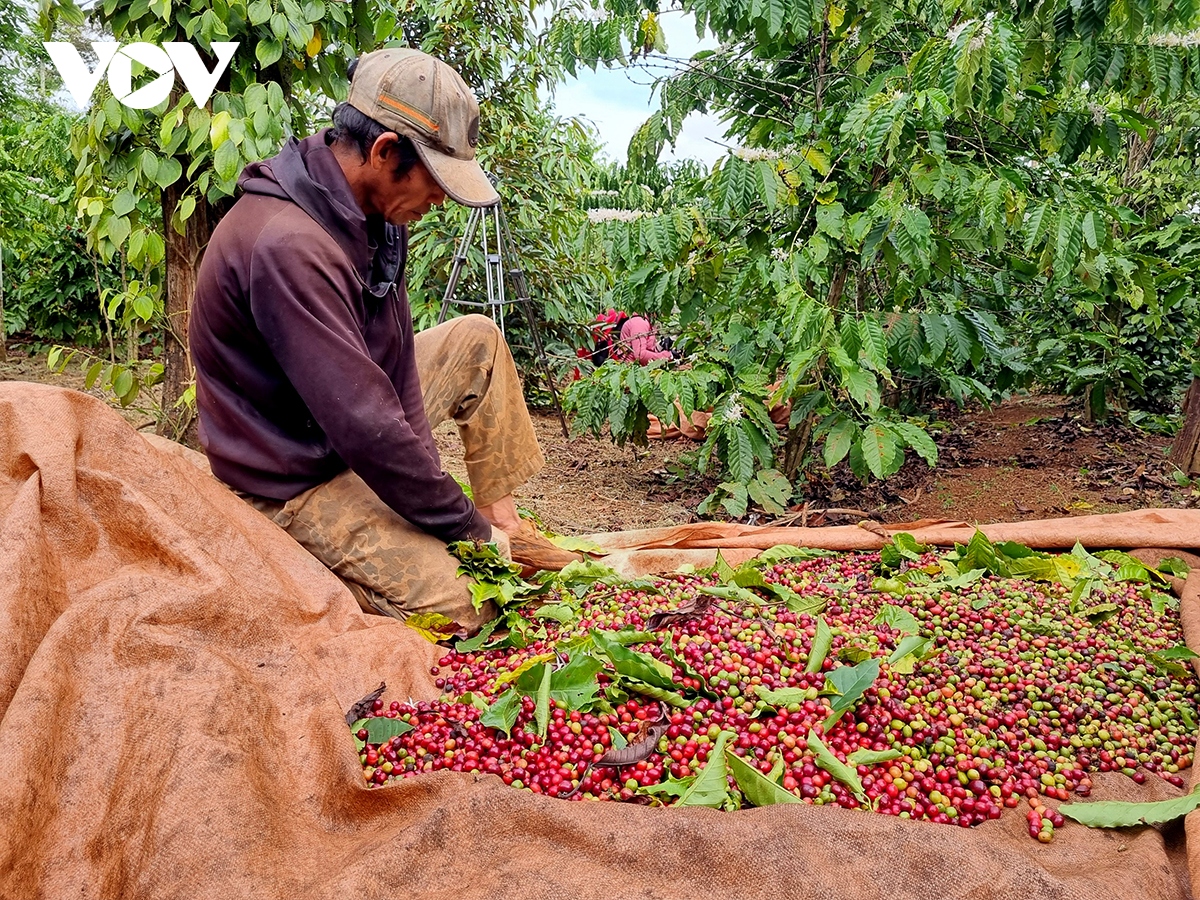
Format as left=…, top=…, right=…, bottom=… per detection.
left=1, top=380, right=1198, bottom=899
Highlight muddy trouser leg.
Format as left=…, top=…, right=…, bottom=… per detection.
left=238, top=314, right=545, bottom=630
left=414, top=313, right=545, bottom=506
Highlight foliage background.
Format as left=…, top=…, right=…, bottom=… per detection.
left=1, top=0, right=1198, bottom=513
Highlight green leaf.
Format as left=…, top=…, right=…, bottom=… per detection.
left=549, top=535, right=606, bottom=554
left=947, top=567, right=986, bottom=589
left=880, top=532, right=926, bottom=571
left=360, top=716, right=414, bottom=743
left=824, top=417, right=856, bottom=467
left=256, top=38, right=283, bottom=68
left=887, top=635, right=932, bottom=674
left=677, top=730, right=736, bottom=807
left=107, top=216, right=131, bottom=248
left=112, top=189, right=137, bottom=217
left=1156, top=646, right=1199, bottom=661
left=157, top=157, right=182, bottom=190
left=532, top=603, right=578, bottom=625
left=847, top=747, right=903, bottom=766
left=786, top=592, right=828, bottom=616
left=747, top=469, right=792, bottom=514
left=859, top=422, right=897, bottom=478
left=874, top=577, right=907, bottom=596
left=213, top=140, right=241, bottom=182
left=704, top=550, right=739, bottom=583
left=806, top=617, right=833, bottom=673
left=534, top=662, right=552, bottom=737
left=177, top=195, right=196, bottom=223
left=1006, top=556, right=1059, bottom=582
left=1159, top=558, right=1190, bottom=577
left=492, top=652, right=555, bottom=689
left=873, top=603, right=920, bottom=634
left=726, top=749, right=801, bottom=806
left=592, top=630, right=679, bottom=692
left=1083, top=603, right=1120, bottom=624
left=131, top=293, right=154, bottom=322
left=112, top=368, right=134, bottom=399
left=754, top=685, right=811, bottom=706
left=1082, top=210, right=1102, bottom=250
left=843, top=366, right=882, bottom=411
left=248, top=0, right=272, bottom=24
left=757, top=545, right=833, bottom=565
left=623, top=680, right=690, bottom=708
left=517, top=653, right=604, bottom=712
left=1061, top=785, right=1200, bottom=828
left=808, top=729, right=866, bottom=801
left=404, top=612, right=458, bottom=642
left=556, top=559, right=622, bottom=587
left=824, top=658, right=881, bottom=727
left=454, top=617, right=500, bottom=652
left=210, top=110, right=232, bottom=148
left=607, top=725, right=627, bottom=750
left=889, top=421, right=938, bottom=466
left=480, top=689, right=521, bottom=737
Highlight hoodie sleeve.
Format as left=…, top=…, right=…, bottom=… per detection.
left=248, top=225, right=492, bottom=543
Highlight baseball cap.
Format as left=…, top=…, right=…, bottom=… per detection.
left=346, top=48, right=499, bottom=208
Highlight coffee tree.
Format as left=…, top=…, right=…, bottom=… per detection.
left=555, top=0, right=1200, bottom=515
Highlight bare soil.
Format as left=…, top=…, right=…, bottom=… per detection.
left=4, top=339, right=1192, bottom=535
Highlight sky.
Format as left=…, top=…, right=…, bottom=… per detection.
left=545, top=11, right=730, bottom=167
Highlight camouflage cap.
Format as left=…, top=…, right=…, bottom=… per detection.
left=346, top=48, right=499, bottom=208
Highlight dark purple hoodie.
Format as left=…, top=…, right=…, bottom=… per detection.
left=190, top=129, right=491, bottom=543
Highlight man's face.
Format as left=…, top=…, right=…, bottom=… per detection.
left=378, top=157, right=447, bottom=225
left=366, top=133, right=447, bottom=225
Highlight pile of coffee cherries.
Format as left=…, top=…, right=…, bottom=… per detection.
left=356, top=550, right=1198, bottom=839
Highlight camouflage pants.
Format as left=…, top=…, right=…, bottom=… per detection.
left=242, top=314, right=544, bottom=630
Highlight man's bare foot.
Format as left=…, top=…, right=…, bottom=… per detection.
left=475, top=494, right=522, bottom=533
left=507, top=520, right=583, bottom=576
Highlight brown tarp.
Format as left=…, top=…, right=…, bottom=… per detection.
left=2, top=380, right=1199, bottom=899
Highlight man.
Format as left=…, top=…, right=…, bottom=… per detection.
left=190, top=48, right=580, bottom=631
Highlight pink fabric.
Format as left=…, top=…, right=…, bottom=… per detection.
left=619, top=316, right=672, bottom=364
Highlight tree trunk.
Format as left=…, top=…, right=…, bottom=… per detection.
left=1170, top=378, right=1200, bottom=475
left=159, top=184, right=212, bottom=446
left=782, top=414, right=813, bottom=481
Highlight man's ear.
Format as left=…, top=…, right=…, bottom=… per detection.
left=368, top=132, right=400, bottom=169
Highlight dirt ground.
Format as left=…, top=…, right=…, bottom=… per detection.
left=3, top=340, right=1193, bottom=535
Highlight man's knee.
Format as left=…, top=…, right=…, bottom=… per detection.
left=456, top=314, right=503, bottom=355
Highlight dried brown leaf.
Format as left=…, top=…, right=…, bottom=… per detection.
left=345, top=681, right=386, bottom=726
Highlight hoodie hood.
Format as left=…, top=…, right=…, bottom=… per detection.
left=238, top=129, right=405, bottom=296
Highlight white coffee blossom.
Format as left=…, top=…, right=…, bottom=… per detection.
left=1149, top=29, right=1200, bottom=46
left=734, top=148, right=782, bottom=162
left=844, top=26, right=860, bottom=48
left=771, top=247, right=789, bottom=262
left=970, top=13, right=995, bottom=51
left=946, top=19, right=973, bottom=43
left=949, top=12, right=995, bottom=49
left=586, top=209, right=647, bottom=224
left=719, top=392, right=744, bottom=423
left=1088, top=102, right=1107, bottom=125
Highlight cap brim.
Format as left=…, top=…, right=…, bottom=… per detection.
left=414, top=143, right=499, bottom=209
